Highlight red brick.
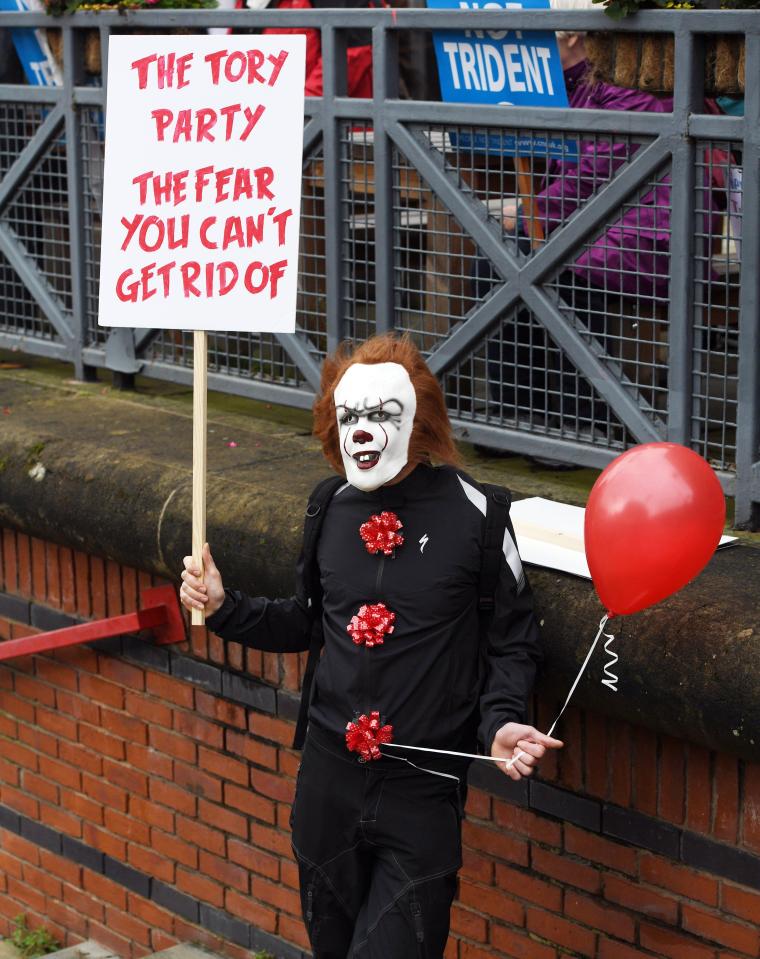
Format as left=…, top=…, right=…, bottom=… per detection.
left=531, top=845, right=600, bottom=894
left=464, top=787, right=491, bottom=821
left=682, top=903, right=759, bottom=954
left=126, top=742, right=172, bottom=779
left=609, top=723, right=632, bottom=807
left=176, top=815, right=225, bottom=856
left=2, top=830, right=40, bottom=863
left=54, top=688, right=99, bottom=724
left=97, top=655, right=145, bottom=691
left=713, top=754, right=739, bottom=843
left=150, top=779, right=197, bottom=817
left=250, top=821, right=293, bottom=857
left=105, top=906, right=152, bottom=948
left=605, top=873, right=678, bottom=924
left=30, top=538, right=46, bottom=600
left=226, top=729, right=278, bottom=769
left=85, top=922, right=131, bottom=958
left=250, top=768, right=296, bottom=805
left=495, top=863, right=562, bottom=911
left=564, top=824, right=637, bottom=876
left=121, top=566, right=139, bottom=614
left=17, top=534, right=32, bottom=596
left=129, top=795, right=175, bottom=833
left=598, top=939, right=658, bottom=959
left=45, top=543, right=61, bottom=608
left=39, top=801, right=82, bottom=836
left=195, top=689, right=246, bottom=729
left=0, top=711, right=20, bottom=737
left=21, top=769, right=60, bottom=803
left=208, top=630, right=225, bottom=666
left=7, top=875, right=46, bottom=913
left=82, top=771, right=130, bottom=811
left=174, top=760, right=223, bottom=803
left=39, top=849, right=81, bottom=885
left=59, top=547, right=76, bottom=614
left=44, top=900, right=88, bottom=939
left=526, top=907, right=596, bottom=957
left=105, top=560, right=123, bottom=617
left=461, top=847, right=494, bottom=885
left=172, top=709, right=224, bottom=749
left=103, top=747, right=148, bottom=798
left=462, top=820, right=529, bottom=867
left=457, top=943, right=493, bottom=959
left=640, top=922, right=717, bottom=959
left=149, top=726, right=197, bottom=764
left=74, top=551, right=91, bottom=617
left=14, top=673, right=56, bottom=707
left=78, top=724, right=125, bottom=761
left=128, top=843, right=175, bottom=883
left=125, top=691, right=172, bottom=728
left=150, top=931, right=180, bottom=952
left=633, top=726, right=658, bottom=816
left=450, top=904, right=487, bottom=942
left=493, top=802, right=561, bottom=847
left=558, top=708, right=583, bottom=792
left=281, top=858, right=299, bottom=890
left=78, top=673, right=125, bottom=710
left=0, top=755, right=19, bottom=785
left=90, top=555, right=106, bottom=619
left=565, top=891, right=635, bottom=941
left=35, top=656, right=77, bottom=691
left=82, top=822, right=126, bottom=860
left=741, top=762, right=760, bottom=853
left=0, top=851, right=23, bottom=879
left=490, top=924, right=556, bottom=958
left=1, top=738, right=39, bottom=771
left=457, top=879, right=524, bottom=927
left=58, top=740, right=103, bottom=777
left=227, top=838, right=279, bottom=880
left=82, top=870, right=128, bottom=909
left=198, top=797, right=248, bottom=838
left=0, top=783, right=39, bottom=818
left=145, top=671, right=195, bottom=708
left=61, top=789, right=103, bottom=824
left=151, top=829, right=199, bottom=869
left=640, top=853, right=718, bottom=906
left=35, top=704, right=78, bottom=742
left=248, top=712, right=295, bottom=746
left=584, top=711, right=610, bottom=800
left=128, top=894, right=175, bottom=934
left=251, top=875, right=302, bottom=917
left=104, top=806, right=150, bottom=843
left=2, top=529, right=18, bottom=593
left=17, top=723, right=57, bottom=757
left=198, top=745, right=249, bottom=785
left=199, top=850, right=249, bottom=893
left=62, top=883, right=105, bottom=922
left=277, top=912, right=312, bottom=952
left=659, top=734, right=686, bottom=824
left=225, top=888, right=278, bottom=931
left=722, top=883, right=760, bottom=924
left=224, top=782, right=276, bottom=823
left=176, top=866, right=224, bottom=907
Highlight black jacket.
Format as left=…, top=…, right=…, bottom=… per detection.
left=207, top=464, right=542, bottom=764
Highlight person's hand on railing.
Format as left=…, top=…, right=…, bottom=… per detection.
left=180, top=543, right=225, bottom=617
left=502, top=200, right=519, bottom=231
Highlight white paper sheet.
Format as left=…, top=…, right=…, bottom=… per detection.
left=510, top=496, right=737, bottom=579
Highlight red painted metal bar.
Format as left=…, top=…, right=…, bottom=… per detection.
left=0, top=586, right=186, bottom=661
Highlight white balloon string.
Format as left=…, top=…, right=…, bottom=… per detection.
left=383, top=614, right=610, bottom=774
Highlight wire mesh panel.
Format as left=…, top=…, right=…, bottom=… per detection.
left=82, top=106, right=106, bottom=346
left=341, top=122, right=376, bottom=343
left=691, top=139, right=741, bottom=471
left=0, top=102, right=64, bottom=340
left=299, top=144, right=328, bottom=360
left=2, top=122, right=73, bottom=316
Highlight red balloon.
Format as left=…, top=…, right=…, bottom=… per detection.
left=585, top=443, right=726, bottom=616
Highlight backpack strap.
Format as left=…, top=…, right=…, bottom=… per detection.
left=478, top=483, right=511, bottom=619
left=292, top=475, right=346, bottom=750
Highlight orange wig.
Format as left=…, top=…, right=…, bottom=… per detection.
left=313, top=334, right=461, bottom=474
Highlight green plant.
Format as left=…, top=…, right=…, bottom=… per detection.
left=43, top=0, right=217, bottom=15
left=10, top=915, right=61, bottom=959
left=252, top=952, right=275, bottom=959
left=591, top=0, right=758, bottom=17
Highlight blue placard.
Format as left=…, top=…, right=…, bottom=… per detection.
left=428, top=0, right=577, bottom=159
left=0, top=0, right=62, bottom=86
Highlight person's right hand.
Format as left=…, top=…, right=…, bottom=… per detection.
left=502, top=200, right=519, bottom=231
left=180, top=543, right=225, bottom=617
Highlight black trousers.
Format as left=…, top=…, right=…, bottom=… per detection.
left=290, top=727, right=466, bottom=958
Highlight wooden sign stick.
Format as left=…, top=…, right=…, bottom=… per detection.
left=515, top=155, right=544, bottom=249
left=191, top=330, right=208, bottom=627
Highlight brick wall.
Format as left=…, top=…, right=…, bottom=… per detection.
left=1, top=526, right=759, bottom=959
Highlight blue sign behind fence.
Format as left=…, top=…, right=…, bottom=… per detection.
left=427, top=0, right=577, bottom=159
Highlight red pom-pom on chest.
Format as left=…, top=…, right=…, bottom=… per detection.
left=347, top=602, right=396, bottom=647
left=345, top=711, right=394, bottom=761
left=359, top=511, right=404, bottom=556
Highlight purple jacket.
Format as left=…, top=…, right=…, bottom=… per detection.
left=535, top=61, right=674, bottom=298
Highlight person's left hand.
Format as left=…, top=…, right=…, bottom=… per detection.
left=491, top=722, right=564, bottom=781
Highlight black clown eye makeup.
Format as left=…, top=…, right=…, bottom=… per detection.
left=368, top=410, right=391, bottom=423
left=339, top=409, right=359, bottom=426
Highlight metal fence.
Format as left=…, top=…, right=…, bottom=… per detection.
left=0, top=8, right=758, bottom=526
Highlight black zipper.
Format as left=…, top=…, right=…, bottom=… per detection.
left=363, top=554, right=386, bottom=711
left=306, top=884, right=314, bottom=923
left=410, top=899, right=424, bottom=943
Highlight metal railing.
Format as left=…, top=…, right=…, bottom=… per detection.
left=0, top=7, right=758, bottom=525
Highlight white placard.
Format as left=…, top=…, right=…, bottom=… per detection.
left=98, top=35, right=306, bottom=332
left=510, top=496, right=738, bottom=580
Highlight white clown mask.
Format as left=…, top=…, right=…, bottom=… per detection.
left=334, top=362, right=417, bottom=492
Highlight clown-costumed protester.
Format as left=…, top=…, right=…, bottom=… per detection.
left=180, top=334, right=563, bottom=958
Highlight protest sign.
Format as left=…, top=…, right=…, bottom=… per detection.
left=99, top=36, right=306, bottom=624
left=427, top=0, right=575, bottom=161
left=99, top=35, right=306, bottom=333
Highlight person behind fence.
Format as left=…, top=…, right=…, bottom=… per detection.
left=474, top=22, right=675, bottom=445
left=179, top=333, right=562, bottom=958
